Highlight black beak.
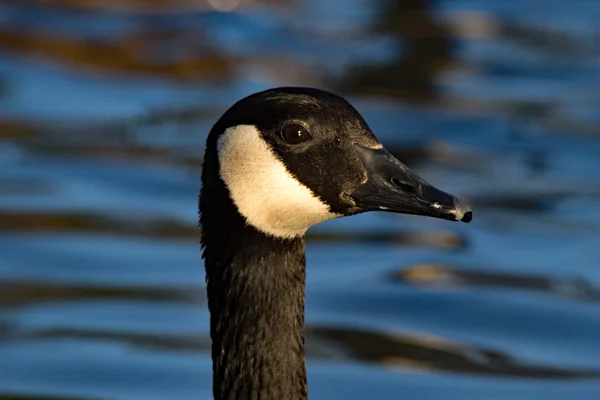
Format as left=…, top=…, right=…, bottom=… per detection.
left=347, top=145, right=472, bottom=223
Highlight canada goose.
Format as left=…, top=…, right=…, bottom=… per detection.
left=199, top=87, right=472, bottom=400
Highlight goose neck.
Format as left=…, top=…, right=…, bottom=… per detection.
left=203, top=222, right=308, bottom=400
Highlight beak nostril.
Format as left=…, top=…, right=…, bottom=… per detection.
left=391, top=177, right=417, bottom=195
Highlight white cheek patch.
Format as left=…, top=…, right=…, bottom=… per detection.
left=217, top=125, right=341, bottom=239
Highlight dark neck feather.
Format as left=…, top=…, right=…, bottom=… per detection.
left=200, top=166, right=308, bottom=400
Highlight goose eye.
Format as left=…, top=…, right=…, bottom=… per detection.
left=281, top=124, right=311, bottom=145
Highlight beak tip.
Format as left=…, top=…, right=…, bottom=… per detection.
left=450, top=197, right=472, bottom=223
left=460, top=211, right=473, bottom=223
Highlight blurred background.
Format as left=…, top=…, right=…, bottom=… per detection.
left=1, top=0, right=600, bottom=399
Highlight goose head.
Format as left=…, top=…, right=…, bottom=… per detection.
left=203, top=87, right=472, bottom=239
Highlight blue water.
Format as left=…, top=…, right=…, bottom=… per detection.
left=1, top=1, right=600, bottom=399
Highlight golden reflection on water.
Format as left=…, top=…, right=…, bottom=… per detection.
left=0, top=25, right=233, bottom=82
left=9, top=0, right=285, bottom=13
left=398, top=263, right=600, bottom=303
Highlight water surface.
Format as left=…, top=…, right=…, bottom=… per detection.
left=1, top=0, right=600, bottom=399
